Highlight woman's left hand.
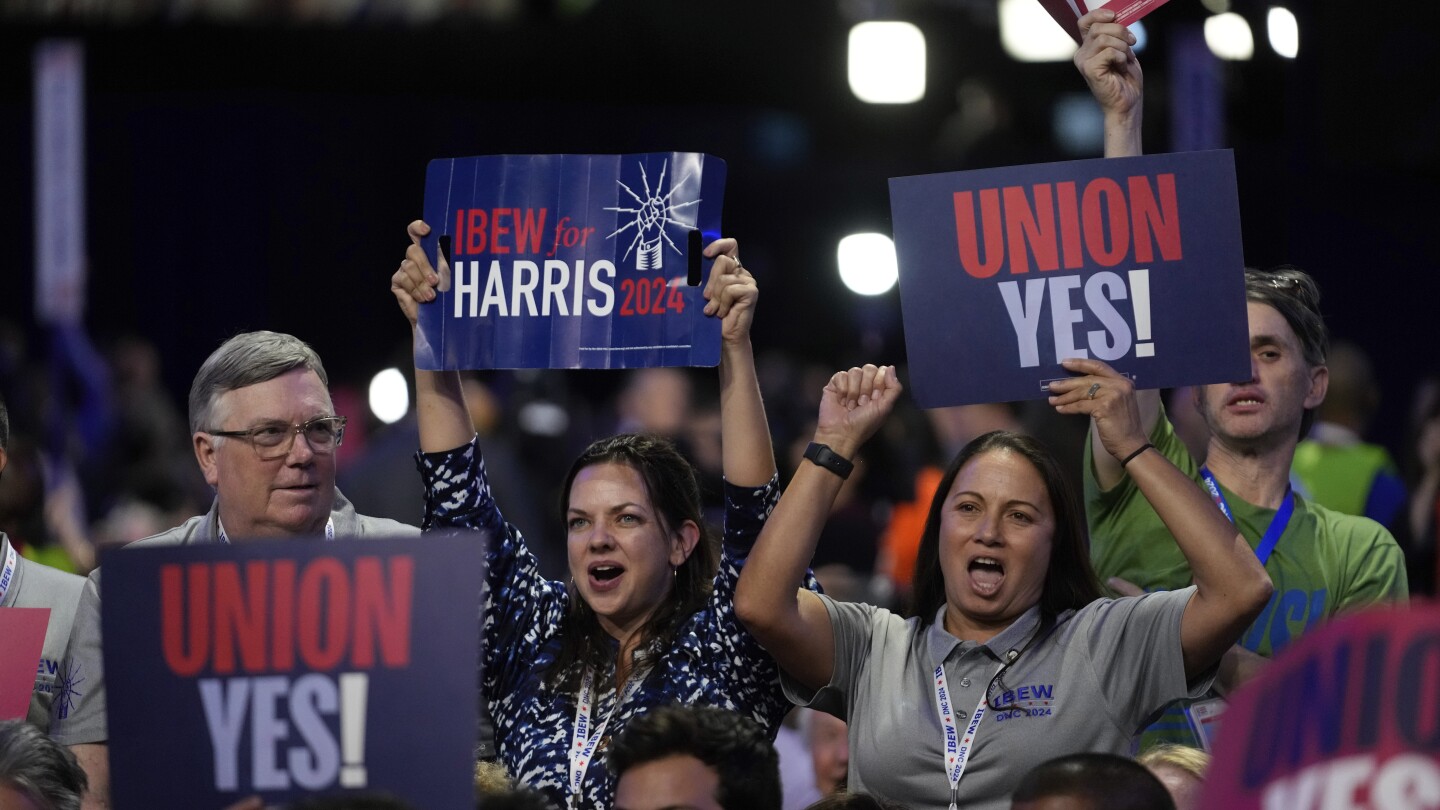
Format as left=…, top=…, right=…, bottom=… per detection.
left=1047, top=357, right=1148, bottom=462
left=701, top=238, right=755, bottom=345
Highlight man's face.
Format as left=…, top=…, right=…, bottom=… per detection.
left=1194, top=301, right=1328, bottom=452
left=193, top=368, right=337, bottom=539
left=613, top=754, right=723, bottom=810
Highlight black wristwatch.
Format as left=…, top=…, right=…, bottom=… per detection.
left=804, top=442, right=855, bottom=480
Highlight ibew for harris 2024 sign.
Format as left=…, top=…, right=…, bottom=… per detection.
left=889, top=150, right=1250, bottom=408
left=416, top=152, right=727, bottom=371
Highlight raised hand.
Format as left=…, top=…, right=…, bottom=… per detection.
left=701, top=237, right=757, bottom=345
left=391, top=220, right=449, bottom=329
left=1074, top=9, right=1142, bottom=119
left=1047, top=356, right=1148, bottom=462
left=813, top=364, right=904, bottom=459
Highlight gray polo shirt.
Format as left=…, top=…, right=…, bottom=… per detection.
left=0, top=533, right=85, bottom=729
left=783, top=587, right=1210, bottom=810
left=49, top=490, right=418, bottom=746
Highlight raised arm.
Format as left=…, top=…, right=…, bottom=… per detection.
left=702, top=239, right=774, bottom=488
left=392, top=220, right=474, bottom=454
left=1075, top=8, right=1144, bottom=159
left=1074, top=9, right=1162, bottom=488
left=1051, top=358, right=1271, bottom=679
left=735, top=365, right=903, bottom=691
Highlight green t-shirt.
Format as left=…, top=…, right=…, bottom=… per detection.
left=1085, top=409, right=1408, bottom=748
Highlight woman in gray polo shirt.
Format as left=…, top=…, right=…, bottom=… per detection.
left=735, top=360, right=1273, bottom=810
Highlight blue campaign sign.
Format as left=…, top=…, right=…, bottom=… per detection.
left=889, top=150, right=1249, bottom=408
left=101, top=534, right=483, bottom=810
left=417, top=153, right=727, bottom=370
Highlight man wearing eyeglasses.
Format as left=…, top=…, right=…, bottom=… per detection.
left=1072, top=10, right=1406, bottom=747
left=50, top=331, right=419, bottom=809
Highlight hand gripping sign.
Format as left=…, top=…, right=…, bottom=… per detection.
left=888, top=150, right=1249, bottom=408
left=417, top=153, right=727, bottom=371
left=101, top=534, right=483, bottom=809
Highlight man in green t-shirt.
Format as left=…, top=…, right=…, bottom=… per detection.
left=1073, top=9, right=1408, bottom=745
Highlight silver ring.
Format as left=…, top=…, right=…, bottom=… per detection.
left=1086, top=382, right=1101, bottom=400
left=732, top=257, right=744, bottom=271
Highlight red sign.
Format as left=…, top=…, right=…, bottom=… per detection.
left=0, top=608, right=49, bottom=720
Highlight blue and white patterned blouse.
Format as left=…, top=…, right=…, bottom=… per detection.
left=419, top=438, right=811, bottom=809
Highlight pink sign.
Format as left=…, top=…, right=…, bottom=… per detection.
left=0, top=608, right=50, bottom=720
left=1203, top=602, right=1440, bottom=810
left=1036, top=0, right=1171, bottom=43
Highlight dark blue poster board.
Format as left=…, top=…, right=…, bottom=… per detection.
left=101, top=534, right=483, bottom=809
left=418, top=153, right=727, bottom=371
left=889, top=150, right=1249, bottom=408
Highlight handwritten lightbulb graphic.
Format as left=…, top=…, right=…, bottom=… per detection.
left=606, top=159, right=700, bottom=271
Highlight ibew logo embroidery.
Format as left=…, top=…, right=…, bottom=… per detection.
left=605, top=159, right=700, bottom=271
left=991, top=683, right=1058, bottom=721
left=54, top=661, right=85, bottom=720
left=34, top=657, right=61, bottom=694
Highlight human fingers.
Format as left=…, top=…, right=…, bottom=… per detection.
left=703, top=256, right=751, bottom=316
left=843, top=366, right=872, bottom=408
left=1049, top=375, right=1135, bottom=414
left=715, top=272, right=758, bottom=313
left=1085, top=23, right=1136, bottom=48
left=1059, top=356, right=1126, bottom=380
left=876, top=366, right=904, bottom=409
left=390, top=266, right=423, bottom=325
left=703, top=237, right=738, bottom=259
left=1076, top=8, right=1117, bottom=37
left=854, top=364, right=884, bottom=405
left=407, top=219, right=431, bottom=246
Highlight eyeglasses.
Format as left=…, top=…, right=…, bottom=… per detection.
left=206, top=416, right=347, bottom=460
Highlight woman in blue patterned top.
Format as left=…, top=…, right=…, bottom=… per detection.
left=391, top=220, right=812, bottom=809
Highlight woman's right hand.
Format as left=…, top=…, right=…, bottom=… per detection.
left=391, top=219, right=448, bottom=329
left=813, top=364, right=903, bottom=459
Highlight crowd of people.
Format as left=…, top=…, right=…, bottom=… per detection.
left=2, top=9, right=1435, bottom=810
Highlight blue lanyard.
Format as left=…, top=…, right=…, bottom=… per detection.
left=1199, top=466, right=1293, bottom=567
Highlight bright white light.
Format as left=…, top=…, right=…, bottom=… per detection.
left=1267, top=7, right=1298, bottom=58
left=518, top=401, right=569, bottom=437
left=368, top=367, right=409, bottom=425
left=1205, top=13, right=1255, bottom=60
left=848, top=22, right=926, bottom=103
left=998, top=0, right=1077, bottom=63
left=837, top=233, right=899, bottom=296
left=1131, top=20, right=1148, bottom=53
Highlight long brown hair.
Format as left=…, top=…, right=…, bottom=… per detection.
left=546, top=434, right=719, bottom=691
left=907, top=431, right=1101, bottom=628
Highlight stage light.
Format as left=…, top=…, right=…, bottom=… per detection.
left=1268, top=7, right=1298, bottom=58
left=1205, top=12, right=1255, bottom=60
left=368, top=367, right=409, bottom=425
left=838, top=233, right=899, bottom=296
left=998, top=0, right=1076, bottom=63
left=848, top=22, right=926, bottom=103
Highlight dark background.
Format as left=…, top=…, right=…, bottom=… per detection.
left=1, top=0, right=1436, bottom=448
